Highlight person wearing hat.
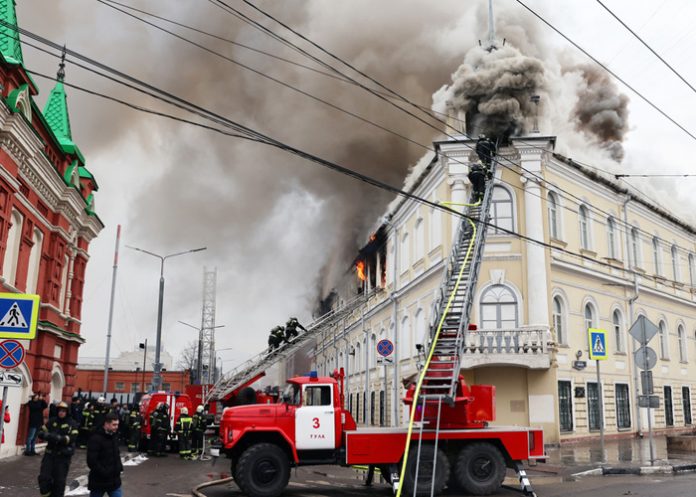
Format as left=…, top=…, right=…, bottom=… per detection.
left=126, top=405, right=142, bottom=453
left=24, top=392, right=47, bottom=456
left=174, top=407, right=193, bottom=460
left=37, top=401, right=78, bottom=497
left=92, top=397, right=108, bottom=435
left=284, top=317, right=307, bottom=343
left=191, top=405, right=206, bottom=458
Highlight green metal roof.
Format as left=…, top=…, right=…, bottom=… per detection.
left=0, top=0, right=22, bottom=65
left=43, top=80, right=72, bottom=142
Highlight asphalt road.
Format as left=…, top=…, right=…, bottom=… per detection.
left=2, top=450, right=695, bottom=497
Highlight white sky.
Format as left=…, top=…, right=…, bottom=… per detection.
left=16, top=0, right=696, bottom=372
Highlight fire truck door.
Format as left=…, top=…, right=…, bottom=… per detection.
left=295, top=384, right=336, bottom=450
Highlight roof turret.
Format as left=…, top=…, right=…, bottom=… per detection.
left=0, top=0, right=22, bottom=65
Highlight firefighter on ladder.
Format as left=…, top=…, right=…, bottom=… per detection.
left=284, top=317, right=307, bottom=343
left=191, top=405, right=206, bottom=458
left=127, top=405, right=142, bottom=452
left=175, top=407, right=194, bottom=459
left=267, top=325, right=285, bottom=352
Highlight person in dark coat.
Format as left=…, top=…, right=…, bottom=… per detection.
left=24, top=392, right=47, bottom=456
left=37, top=402, right=78, bottom=497
left=475, top=134, right=496, bottom=169
left=468, top=162, right=487, bottom=202
left=87, top=412, right=124, bottom=497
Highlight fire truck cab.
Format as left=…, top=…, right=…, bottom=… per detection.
left=220, top=370, right=544, bottom=497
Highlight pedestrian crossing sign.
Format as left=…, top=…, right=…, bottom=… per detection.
left=588, top=328, right=608, bottom=361
left=0, top=293, right=39, bottom=340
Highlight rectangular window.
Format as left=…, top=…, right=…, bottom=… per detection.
left=682, top=387, right=692, bottom=425
left=115, top=382, right=125, bottom=391
left=363, top=392, right=366, bottom=424
left=558, top=381, right=573, bottom=432
left=304, top=385, right=332, bottom=406
left=664, top=386, right=674, bottom=426
left=348, top=393, right=353, bottom=415
left=131, top=383, right=139, bottom=393
left=355, top=393, right=360, bottom=423
left=162, top=383, right=171, bottom=391
left=587, top=382, right=601, bottom=431
left=379, top=390, right=385, bottom=427
left=615, top=384, right=631, bottom=429
left=370, top=391, right=375, bottom=425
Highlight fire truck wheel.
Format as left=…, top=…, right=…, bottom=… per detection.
left=402, top=445, right=449, bottom=496
left=236, top=443, right=290, bottom=497
left=453, top=442, right=505, bottom=495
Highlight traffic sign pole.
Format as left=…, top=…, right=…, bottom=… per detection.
left=596, top=359, right=604, bottom=463
left=642, top=318, right=655, bottom=465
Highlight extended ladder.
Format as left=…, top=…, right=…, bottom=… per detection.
left=207, top=288, right=379, bottom=402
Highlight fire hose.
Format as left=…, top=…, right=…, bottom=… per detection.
left=191, top=476, right=235, bottom=497
left=395, top=199, right=479, bottom=497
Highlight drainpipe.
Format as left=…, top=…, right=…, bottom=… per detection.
left=623, top=195, right=642, bottom=435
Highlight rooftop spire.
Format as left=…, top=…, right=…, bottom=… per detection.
left=44, top=45, right=73, bottom=145
left=57, top=45, right=66, bottom=82
left=480, top=0, right=503, bottom=52
left=0, top=0, right=23, bottom=65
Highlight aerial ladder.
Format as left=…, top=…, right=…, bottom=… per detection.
left=207, top=288, right=380, bottom=404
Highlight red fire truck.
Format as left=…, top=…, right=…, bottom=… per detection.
left=219, top=370, right=543, bottom=497
left=139, top=391, right=193, bottom=451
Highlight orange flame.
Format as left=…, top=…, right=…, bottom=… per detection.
left=356, top=260, right=366, bottom=281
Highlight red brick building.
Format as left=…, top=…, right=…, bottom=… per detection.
left=74, top=369, right=190, bottom=396
left=0, top=3, right=103, bottom=456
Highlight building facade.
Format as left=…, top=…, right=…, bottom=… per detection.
left=74, top=369, right=189, bottom=397
left=312, top=134, right=696, bottom=446
left=0, top=3, right=103, bottom=457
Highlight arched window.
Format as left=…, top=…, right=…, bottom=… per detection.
left=553, top=296, right=566, bottom=345
left=339, top=352, right=345, bottom=375
left=489, top=186, right=514, bottom=234
left=58, top=255, right=70, bottom=313
left=612, top=309, right=624, bottom=353
left=414, top=218, right=425, bottom=261
left=400, top=316, right=412, bottom=360
left=369, top=334, right=377, bottom=368
left=672, top=245, right=680, bottom=282
left=690, top=254, right=696, bottom=287
left=607, top=217, right=617, bottom=259
left=349, top=344, right=356, bottom=374
left=547, top=192, right=559, bottom=239
left=579, top=205, right=590, bottom=250
left=400, top=233, right=409, bottom=273
left=415, top=309, right=427, bottom=349
left=25, top=228, right=43, bottom=294
left=584, top=303, right=596, bottom=331
left=362, top=337, right=367, bottom=371
left=480, top=285, right=518, bottom=329
left=652, top=237, right=662, bottom=276
left=355, top=342, right=362, bottom=371
left=430, top=206, right=442, bottom=250
left=631, top=228, right=640, bottom=267
left=659, top=320, right=669, bottom=359
left=2, top=210, right=23, bottom=286
left=678, top=325, right=687, bottom=363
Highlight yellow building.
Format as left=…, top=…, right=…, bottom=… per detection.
left=312, top=134, right=696, bottom=445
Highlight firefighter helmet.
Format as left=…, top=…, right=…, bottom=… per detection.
left=196, top=405, right=204, bottom=413
left=97, top=396, right=106, bottom=404
left=57, top=401, right=69, bottom=411
left=181, top=407, right=188, bottom=415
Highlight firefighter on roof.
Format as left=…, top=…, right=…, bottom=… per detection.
left=284, top=317, right=307, bottom=342
left=127, top=405, right=142, bottom=452
left=175, top=407, right=193, bottom=459
left=37, top=401, right=78, bottom=497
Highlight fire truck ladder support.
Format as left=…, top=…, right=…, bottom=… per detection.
left=395, top=155, right=498, bottom=497
left=207, top=289, right=380, bottom=402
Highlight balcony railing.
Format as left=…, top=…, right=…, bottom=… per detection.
left=460, top=326, right=552, bottom=369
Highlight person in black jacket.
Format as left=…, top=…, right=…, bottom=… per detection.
left=24, top=392, right=47, bottom=456
left=37, top=401, right=78, bottom=497
left=87, top=412, right=124, bottom=497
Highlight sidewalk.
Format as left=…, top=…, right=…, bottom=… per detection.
left=538, top=435, right=696, bottom=478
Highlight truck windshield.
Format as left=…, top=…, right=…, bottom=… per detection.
left=282, top=384, right=300, bottom=405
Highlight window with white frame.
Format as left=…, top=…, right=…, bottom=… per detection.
left=553, top=296, right=566, bottom=345
left=414, top=218, right=425, bottom=261
left=489, top=186, right=514, bottom=234
left=480, top=285, right=518, bottom=329
left=26, top=228, right=43, bottom=294
left=369, top=334, right=376, bottom=368
left=652, top=237, right=662, bottom=276
left=58, top=254, right=70, bottom=313
left=579, top=205, right=590, bottom=250
left=678, top=325, right=687, bottom=363
left=584, top=303, right=596, bottom=331
left=399, top=233, right=409, bottom=273
left=607, top=217, right=618, bottom=259
left=613, top=309, right=624, bottom=353
left=2, top=210, right=23, bottom=286
left=672, top=245, right=680, bottom=282
left=430, top=206, right=442, bottom=250
left=355, top=342, right=361, bottom=371
left=400, top=316, right=412, bottom=360
left=547, top=192, right=559, bottom=239
left=659, top=320, right=669, bottom=359
left=631, top=228, right=640, bottom=267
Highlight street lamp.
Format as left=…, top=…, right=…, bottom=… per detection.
left=127, top=245, right=206, bottom=391
left=179, top=321, right=225, bottom=384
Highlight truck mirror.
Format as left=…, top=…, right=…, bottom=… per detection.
left=282, top=393, right=291, bottom=403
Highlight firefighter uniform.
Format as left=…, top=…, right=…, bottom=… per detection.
left=284, top=317, right=307, bottom=342
left=37, top=403, right=78, bottom=497
left=78, top=404, right=94, bottom=449
left=174, top=408, right=193, bottom=459
left=127, top=408, right=142, bottom=452
left=191, top=406, right=206, bottom=457
left=150, top=404, right=169, bottom=456
left=267, top=326, right=284, bottom=351
left=468, top=162, right=487, bottom=202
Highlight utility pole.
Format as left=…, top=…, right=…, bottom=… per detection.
left=103, top=225, right=121, bottom=393
left=199, top=268, right=218, bottom=384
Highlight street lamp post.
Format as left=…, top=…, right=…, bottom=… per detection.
left=128, top=245, right=206, bottom=391
left=179, top=321, right=225, bottom=384
left=139, top=340, right=148, bottom=393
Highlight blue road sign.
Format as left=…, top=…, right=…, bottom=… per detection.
left=0, top=339, right=25, bottom=369
left=0, top=293, right=39, bottom=340
left=377, top=339, right=394, bottom=357
left=588, top=328, right=608, bottom=361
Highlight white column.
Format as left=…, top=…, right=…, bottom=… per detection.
left=516, top=142, right=552, bottom=327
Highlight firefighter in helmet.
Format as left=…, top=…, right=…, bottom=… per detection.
left=468, top=161, right=487, bottom=203
left=267, top=325, right=285, bottom=352
left=149, top=402, right=170, bottom=456
left=191, top=405, right=206, bottom=457
left=127, top=404, right=142, bottom=452
left=475, top=134, right=496, bottom=169
left=284, top=317, right=307, bottom=343
left=37, top=401, right=78, bottom=497
left=78, top=402, right=94, bottom=449
left=174, top=407, right=193, bottom=459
